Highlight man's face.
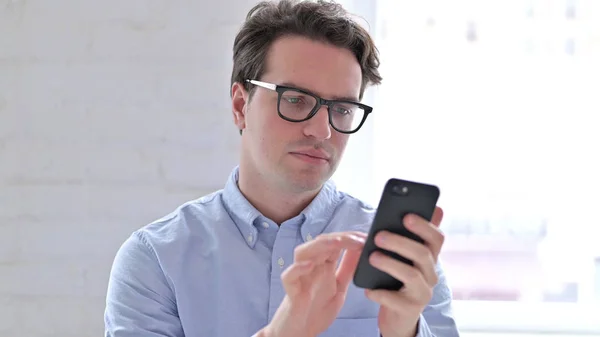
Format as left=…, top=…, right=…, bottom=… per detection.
left=233, top=35, right=363, bottom=193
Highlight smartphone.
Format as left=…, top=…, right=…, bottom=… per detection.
left=353, top=178, right=440, bottom=291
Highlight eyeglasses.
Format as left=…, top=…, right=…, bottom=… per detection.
left=246, top=79, right=373, bottom=134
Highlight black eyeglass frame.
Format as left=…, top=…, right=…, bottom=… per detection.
left=245, top=79, right=373, bottom=134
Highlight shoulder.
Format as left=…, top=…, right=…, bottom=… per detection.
left=108, top=187, right=228, bottom=274
left=336, top=190, right=376, bottom=213
left=327, top=189, right=377, bottom=233
left=124, top=189, right=226, bottom=258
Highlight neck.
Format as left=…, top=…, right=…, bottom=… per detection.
left=237, top=167, right=321, bottom=225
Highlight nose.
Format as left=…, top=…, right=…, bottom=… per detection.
left=302, top=105, right=332, bottom=140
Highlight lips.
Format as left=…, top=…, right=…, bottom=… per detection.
left=291, top=150, right=330, bottom=161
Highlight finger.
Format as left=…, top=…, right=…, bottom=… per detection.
left=368, top=252, right=432, bottom=303
left=326, top=233, right=364, bottom=266
left=293, top=238, right=344, bottom=265
left=335, top=248, right=362, bottom=293
left=373, top=232, right=438, bottom=286
left=365, top=288, right=421, bottom=314
left=325, top=248, right=345, bottom=275
left=323, top=234, right=364, bottom=268
left=321, top=231, right=368, bottom=241
left=431, top=206, right=444, bottom=227
left=403, top=215, right=445, bottom=261
left=351, top=231, right=368, bottom=239
left=331, top=231, right=368, bottom=241
left=294, top=232, right=365, bottom=264
left=281, top=261, right=315, bottom=297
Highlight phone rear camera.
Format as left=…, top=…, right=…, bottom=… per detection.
left=392, top=185, right=409, bottom=196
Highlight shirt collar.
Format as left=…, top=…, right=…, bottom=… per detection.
left=298, top=175, right=340, bottom=244
left=221, top=166, right=342, bottom=248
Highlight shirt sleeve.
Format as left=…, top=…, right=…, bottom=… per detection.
left=104, top=231, right=184, bottom=337
left=414, top=260, right=460, bottom=337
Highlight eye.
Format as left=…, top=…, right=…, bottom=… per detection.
left=282, top=94, right=310, bottom=105
left=333, top=105, right=352, bottom=115
left=285, top=97, right=301, bottom=104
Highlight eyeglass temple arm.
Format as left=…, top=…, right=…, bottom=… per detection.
left=246, top=79, right=277, bottom=91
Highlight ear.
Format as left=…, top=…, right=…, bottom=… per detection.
left=231, top=82, right=249, bottom=133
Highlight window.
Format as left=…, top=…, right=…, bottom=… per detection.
left=334, top=0, right=600, bottom=334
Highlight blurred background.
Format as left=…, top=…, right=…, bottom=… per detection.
left=1, top=0, right=599, bottom=336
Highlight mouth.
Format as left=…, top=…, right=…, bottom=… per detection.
left=289, top=152, right=330, bottom=164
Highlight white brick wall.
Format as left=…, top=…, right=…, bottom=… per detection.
left=0, top=1, right=259, bottom=336
left=0, top=0, right=376, bottom=336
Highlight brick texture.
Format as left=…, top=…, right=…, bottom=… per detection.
left=0, top=1, right=257, bottom=335
left=0, top=0, right=373, bottom=336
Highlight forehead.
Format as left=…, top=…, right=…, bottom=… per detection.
left=262, top=35, right=363, bottom=101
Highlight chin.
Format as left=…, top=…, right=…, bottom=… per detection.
left=285, top=168, right=332, bottom=193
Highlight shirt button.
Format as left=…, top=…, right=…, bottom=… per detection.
left=277, top=257, right=285, bottom=268
left=306, top=233, right=313, bottom=241
left=247, top=234, right=253, bottom=243
left=261, top=222, right=269, bottom=229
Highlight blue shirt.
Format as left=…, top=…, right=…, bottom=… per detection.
left=104, top=167, right=459, bottom=337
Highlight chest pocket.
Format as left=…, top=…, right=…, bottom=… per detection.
left=319, top=317, right=379, bottom=337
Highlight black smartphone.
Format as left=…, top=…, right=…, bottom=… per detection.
left=353, top=178, right=440, bottom=291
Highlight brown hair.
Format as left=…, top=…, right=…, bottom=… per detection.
left=231, top=0, right=382, bottom=100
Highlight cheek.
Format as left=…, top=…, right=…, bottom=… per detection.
left=254, top=112, right=290, bottom=156
left=332, top=134, right=350, bottom=153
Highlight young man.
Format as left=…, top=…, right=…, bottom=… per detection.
left=104, top=1, right=460, bottom=336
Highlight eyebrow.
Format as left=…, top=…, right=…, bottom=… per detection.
left=279, top=81, right=360, bottom=102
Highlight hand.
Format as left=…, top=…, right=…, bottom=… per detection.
left=366, top=206, right=445, bottom=337
left=260, top=231, right=367, bottom=337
